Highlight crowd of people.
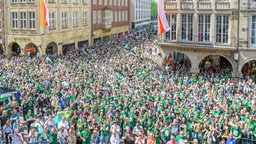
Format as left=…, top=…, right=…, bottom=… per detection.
left=0, top=28, right=255, bottom=144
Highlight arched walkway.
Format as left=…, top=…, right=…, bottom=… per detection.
left=25, top=43, right=38, bottom=56
left=0, top=45, right=3, bottom=55
left=199, top=55, right=233, bottom=73
left=46, top=42, right=58, bottom=55
left=241, top=60, right=256, bottom=77
left=164, top=51, right=191, bottom=72
left=8, top=42, right=21, bottom=56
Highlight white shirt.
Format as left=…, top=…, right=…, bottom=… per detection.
left=44, top=119, right=56, bottom=130
left=110, top=134, right=120, bottom=144
left=110, top=124, right=121, bottom=135
left=12, top=133, right=23, bottom=144
left=58, top=120, right=69, bottom=130
left=28, top=131, right=38, bottom=143
left=57, top=129, right=68, bottom=143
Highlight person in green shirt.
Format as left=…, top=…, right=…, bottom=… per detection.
left=151, top=124, right=161, bottom=144
left=48, top=127, right=58, bottom=144
left=230, top=124, right=242, bottom=143
left=161, top=122, right=171, bottom=143
left=81, top=126, right=92, bottom=144
left=100, top=122, right=110, bottom=144
left=175, top=131, right=187, bottom=144
left=26, top=110, right=35, bottom=134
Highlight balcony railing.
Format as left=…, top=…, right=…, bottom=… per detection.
left=216, top=1, right=230, bottom=9
left=181, top=1, right=194, bottom=9
left=103, top=24, right=112, bottom=30
left=165, top=1, right=177, bottom=10
left=198, top=1, right=211, bottom=9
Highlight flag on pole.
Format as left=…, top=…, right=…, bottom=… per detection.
left=40, top=0, right=49, bottom=26
left=158, top=0, right=170, bottom=34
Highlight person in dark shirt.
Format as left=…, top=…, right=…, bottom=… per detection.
left=0, top=110, right=8, bottom=138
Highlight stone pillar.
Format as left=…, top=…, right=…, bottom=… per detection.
left=190, top=67, right=200, bottom=73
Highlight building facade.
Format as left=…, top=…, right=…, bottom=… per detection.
left=157, top=0, right=256, bottom=76
left=91, top=0, right=130, bottom=43
left=0, top=0, right=3, bottom=54
left=130, top=0, right=151, bottom=29
left=4, top=0, right=91, bottom=56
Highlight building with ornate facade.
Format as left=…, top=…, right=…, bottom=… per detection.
left=4, top=0, right=91, bottom=56
left=91, top=0, right=130, bottom=43
left=130, top=0, right=151, bottom=29
left=0, top=0, right=4, bottom=54
left=157, top=0, right=256, bottom=76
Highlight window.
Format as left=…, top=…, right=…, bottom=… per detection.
left=61, top=11, right=68, bottom=28
left=181, top=14, right=193, bottom=41
left=216, top=15, right=229, bottom=43
left=251, top=16, right=256, bottom=45
left=73, top=0, right=78, bottom=4
left=109, top=0, right=112, bottom=5
left=125, top=11, right=128, bottom=21
left=83, top=12, right=88, bottom=25
left=49, top=0, right=56, bottom=2
left=82, top=0, right=87, bottom=4
left=28, top=12, right=35, bottom=29
left=11, top=12, right=18, bottom=29
left=93, top=11, right=97, bottom=24
left=20, top=12, right=26, bottom=29
left=252, top=0, right=256, bottom=2
left=115, top=11, right=118, bottom=22
left=125, top=0, right=127, bottom=6
left=61, top=0, right=68, bottom=3
left=114, top=0, right=116, bottom=5
left=166, top=15, right=177, bottom=40
left=118, top=0, right=120, bottom=6
left=73, top=11, right=78, bottom=27
left=122, top=11, right=124, bottom=21
left=20, top=0, right=26, bottom=3
left=113, top=12, right=115, bottom=22
left=49, top=12, right=56, bottom=29
left=104, top=12, right=112, bottom=25
left=198, top=14, right=210, bottom=42
left=28, top=0, right=35, bottom=2
left=11, top=0, right=18, bottom=3
left=93, top=0, right=97, bottom=4
left=99, top=0, right=102, bottom=5
left=98, top=11, right=101, bottom=23
left=119, top=11, right=121, bottom=21
left=104, top=0, right=107, bottom=5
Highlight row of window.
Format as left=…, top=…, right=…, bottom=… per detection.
left=166, top=0, right=256, bottom=2
left=166, top=14, right=256, bottom=45
left=11, top=0, right=88, bottom=4
left=11, top=0, right=35, bottom=3
left=10, top=11, right=88, bottom=30
left=166, top=0, right=229, bottom=1
left=136, top=0, right=151, bottom=10
left=93, top=11, right=128, bottom=24
left=93, top=0, right=128, bottom=6
left=135, top=10, right=151, bottom=21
